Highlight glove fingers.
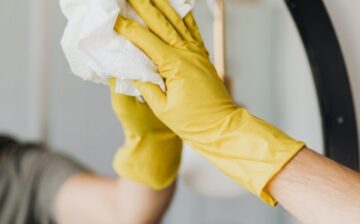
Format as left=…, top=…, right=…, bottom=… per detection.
left=183, top=13, right=205, bottom=47
left=114, top=16, right=167, bottom=64
left=128, top=0, right=186, bottom=48
left=133, top=80, right=166, bottom=110
left=151, top=0, right=194, bottom=42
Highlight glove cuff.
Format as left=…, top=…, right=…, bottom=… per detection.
left=188, top=108, right=305, bottom=206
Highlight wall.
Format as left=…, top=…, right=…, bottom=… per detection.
left=0, top=0, right=31, bottom=138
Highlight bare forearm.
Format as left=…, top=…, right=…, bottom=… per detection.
left=54, top=173, right=118, bottom=224
left=115, top=178, right=176, bottom=224
left=54, top=174, right=175, bottom=224
left=267, top=148, right=360, bottom=224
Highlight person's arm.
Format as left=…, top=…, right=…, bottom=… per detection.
left=54, top=173, right=175, bottom=224
left=115, top=178, right=176, bottom=224
left=54, top=78, right=181, bottom=224
left=267, top=147, right=360, bottom=224
left=113, top=3, right=360, bottom=222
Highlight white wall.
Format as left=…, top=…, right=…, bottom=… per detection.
left=0, top=0, right=31, bottom=138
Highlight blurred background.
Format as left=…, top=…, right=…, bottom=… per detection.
left=1, top=0, right=360, bottom=223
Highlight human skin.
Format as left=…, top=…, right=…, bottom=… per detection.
left=267, top=147, right=360, bottom=224
left=54, top=174, right=176, bottom=224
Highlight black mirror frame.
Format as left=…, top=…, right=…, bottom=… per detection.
left=285, top=0, right=359, bottom=170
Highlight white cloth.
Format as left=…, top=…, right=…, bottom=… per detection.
left=60, top=0, right=194, bottom=96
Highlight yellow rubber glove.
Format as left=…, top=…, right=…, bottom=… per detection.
left=114, top=0, right=305, bottom=206
left=109, top=78, right=182, bottom=190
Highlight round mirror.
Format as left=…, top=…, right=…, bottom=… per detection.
left=174, top=0, right=357, bottom=223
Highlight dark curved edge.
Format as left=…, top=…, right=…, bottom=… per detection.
left=285, top=0, right=359, bottom=170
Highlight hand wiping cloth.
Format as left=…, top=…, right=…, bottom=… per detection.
left=60, top=0, right=194, bottom=96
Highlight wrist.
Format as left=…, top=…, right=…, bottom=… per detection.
left=187, top=107, right=305, bottom=206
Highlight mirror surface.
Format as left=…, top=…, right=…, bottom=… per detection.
left=172, top=0, right=323, bottom=223
left=0, top=0, right=323, bottom=223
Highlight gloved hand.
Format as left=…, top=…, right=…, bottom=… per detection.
left=114, top=0, right=305, bottom=206
left=109, top=78, right=182, bottom=190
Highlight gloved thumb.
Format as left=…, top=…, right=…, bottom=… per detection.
left=133, top=80, right=166, bottom=109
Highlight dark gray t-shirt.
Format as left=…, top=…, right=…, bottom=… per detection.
left=0, top=147, right=89, bottom=224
